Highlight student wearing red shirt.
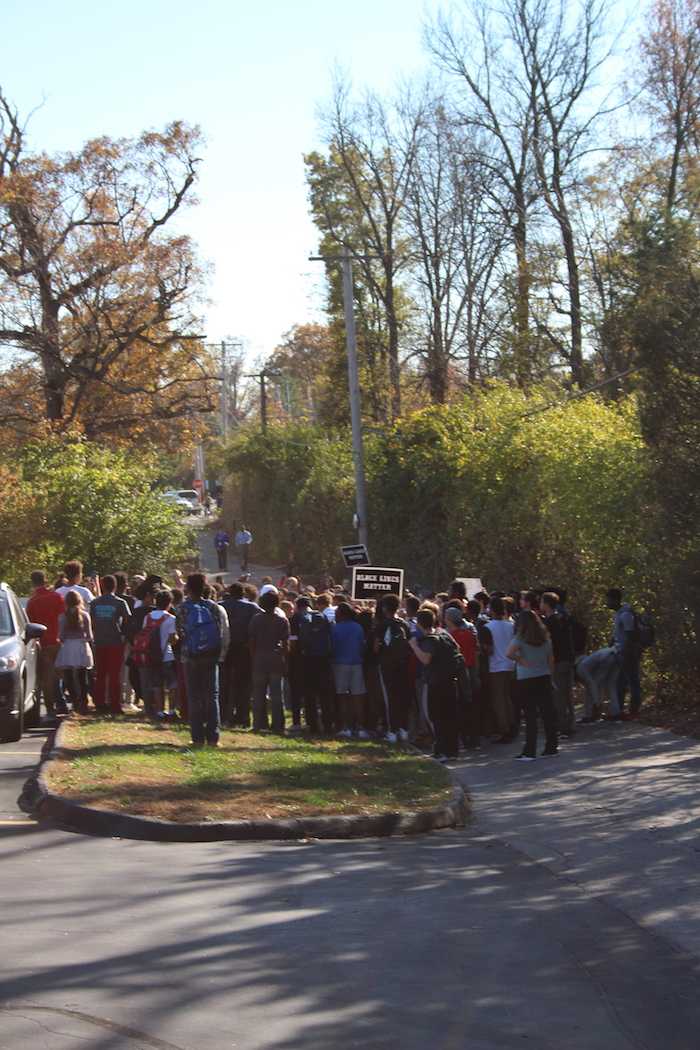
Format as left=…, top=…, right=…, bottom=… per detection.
left=444, top=606, right=480, bottom=749
left=26, top=571, right=65, bottom=716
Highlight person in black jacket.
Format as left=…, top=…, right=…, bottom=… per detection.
left=541, top=591, right=576, bottom=736
left=219, top=582, right=261, bottom=727
left=373, top=593, right=412, bottom=743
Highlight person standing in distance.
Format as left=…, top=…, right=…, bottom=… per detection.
left=235, top=525, right=253, bottom=572
left=176, top=573, right=230, bottom=746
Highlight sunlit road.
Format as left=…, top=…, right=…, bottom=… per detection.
left=2, top=720, right=700, bottom=1048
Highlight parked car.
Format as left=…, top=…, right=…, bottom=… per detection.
left=161, top=492, right=195, bottom=513
left=0, top=582, right=46, bottom=743
left=162, top=489, right=204, bottom=514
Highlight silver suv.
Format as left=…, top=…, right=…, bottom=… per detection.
left=0, top=583, right=45, bottom=743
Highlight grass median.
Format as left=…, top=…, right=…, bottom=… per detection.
left=47, top=716, right=452, bottom=823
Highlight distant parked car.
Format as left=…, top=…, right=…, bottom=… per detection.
left=0, top=582, right=46, bottom=743
left=162, top=489, right=203, bottom=514
left=161, top=492, right=195, bottom=513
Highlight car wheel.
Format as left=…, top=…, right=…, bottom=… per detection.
left=0, top=701, right=22, bottom=743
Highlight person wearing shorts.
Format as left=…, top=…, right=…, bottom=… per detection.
left=331, top=603, right=367, bottom=739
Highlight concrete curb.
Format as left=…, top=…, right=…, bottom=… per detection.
left=33, top=721, right=470, bottom=842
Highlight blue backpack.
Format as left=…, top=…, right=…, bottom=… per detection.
left=183, top=600, right=220, bottom=657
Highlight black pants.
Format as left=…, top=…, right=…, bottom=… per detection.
left=64, top=668, right=89, bottom=711
left=520, top=676, right=557, bottom=757
left=288, top=657, right=304, bottom=727
left=216, top=547, right=228, bottom=571
left=458, top=693, right=480, bottom=747
left=301, top=658, right=336, bottom=734
left=379, top=663, right=411, bottom=733
left=428, top=679, right=459, bottom=758
left=222, top=644, right=252, bottom=726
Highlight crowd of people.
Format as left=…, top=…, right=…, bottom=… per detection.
left=24, top=557, right=649, bottom=762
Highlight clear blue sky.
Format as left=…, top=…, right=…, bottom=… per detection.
left=1, top=0, right=440, bottom=362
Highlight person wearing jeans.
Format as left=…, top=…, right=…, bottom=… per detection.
left=607, top=588, right=642, bottom=717
left=506, top=609, right=557, bottom=760
left=576, top=647, right=620, bottom=720
left=175, top=573, right=230, bottom=746
left=249, top=588, right=289, bottom=733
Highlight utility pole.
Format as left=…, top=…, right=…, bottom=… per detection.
left=309, top=251, right=370, bottom=551
left=205, top=339, right=243, bottom=439
left=245, top=367, right=281, bottom=433
left=220, top=341, right=228, bottom=440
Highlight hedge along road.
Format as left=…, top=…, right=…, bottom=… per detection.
left=3, top=718, right=700, bottom=1048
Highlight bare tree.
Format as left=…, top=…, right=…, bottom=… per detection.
left=308, top=80, right=421, bottom=418
left=428, top=5, right=539, bottom=384
left=640, top=0, right=700, bottom=213
left=403, top=92, right=509, bottom=395
left=508, top=0, right=614, bottom=386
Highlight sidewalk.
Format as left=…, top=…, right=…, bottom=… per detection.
left=196, top=525, right=281, bottom=585
left=454, top=719, right=700, bottom=960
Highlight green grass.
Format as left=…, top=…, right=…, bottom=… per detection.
left=48, top=716, right=451, bottom=822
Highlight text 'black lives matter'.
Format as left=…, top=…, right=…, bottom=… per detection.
left=351, top=566, right=404, bottom=600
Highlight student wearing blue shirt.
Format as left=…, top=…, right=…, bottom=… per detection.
left=332, top=603, right=368, bottom=739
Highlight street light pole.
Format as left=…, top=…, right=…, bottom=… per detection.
left=339, top=254, right=369, bottom=551
left=310, top=251, right=371, bottom=551
left=220, top=340, right=228, bottom=441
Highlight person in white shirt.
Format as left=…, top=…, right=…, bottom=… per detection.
left=482, top=595, right=516, bottom=741
left=141, top=590, right=178, bottom=718
left=55, top=559, right=96, bottom=607
left=235, top=526, right=253, bottom=571
left=316, top=593, right=336, bottom=623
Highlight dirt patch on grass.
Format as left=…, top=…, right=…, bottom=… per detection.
left=47, top=716, right=451, bottom=822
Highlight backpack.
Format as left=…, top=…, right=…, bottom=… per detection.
left=182, top=600, right=220, bottom=658
left=297, top=612, right=332, bottom=660
left=430, top=630, right=471, bottom=701
left=131, top=613, right=163, bottom=667
left=378, top=618, right=411, bottom=667
left=634, top=611, right=656, bottom=650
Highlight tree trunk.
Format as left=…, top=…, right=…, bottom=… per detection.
left=385, top=279, right=402, bottom=418
left=513, top=184, right=530, bottom=386
left=561, top=217, right=584, bottom=386
left=40, top=293, right=65, bottom=421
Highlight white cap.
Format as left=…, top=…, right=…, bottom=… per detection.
left=259, top=584, right=278, bottom=597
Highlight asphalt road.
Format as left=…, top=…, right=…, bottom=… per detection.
left=2, top=719, right=700, bottom=1049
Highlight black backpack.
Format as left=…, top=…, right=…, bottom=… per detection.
left=297, top=612, right=332, bottom=660
left=634, top=611, right=656, bottom=650
left=377, top=617, right=411, bottom=667
left=430, top=630, right=471, bottom=702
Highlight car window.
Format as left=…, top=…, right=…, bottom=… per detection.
left=9, top=593, right=26, bottom=630
left=0, top=599, right=13, bottom=636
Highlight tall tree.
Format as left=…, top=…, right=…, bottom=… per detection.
left=641, top=0, right=700, bottom=213
left=428, top=4, right=539, bottom=383
left=403, top=95, right=508, bottom=395
left=306, top=82, right=420, bottom=418
left=0, top=92, right=211, bottom=432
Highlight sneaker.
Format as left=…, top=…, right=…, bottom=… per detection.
left=338, top=728, right=353, bottom=739
left=356, top=729, right=370, bottom=740
left=578, top=717, right=597, bottom=724
left=384, top=731, right=398, bottom=744
left=541, top=748, right=558, bottom=757
left=434, top=753, right=448, bottom=763
left=516, top=753, right=536, bottom=762
left=397, top=728, right=410, bottom=743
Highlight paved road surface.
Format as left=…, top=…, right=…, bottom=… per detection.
left=1, top=720, right=700, bottom=1048
left=196, top=524, right=281, bottom=588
